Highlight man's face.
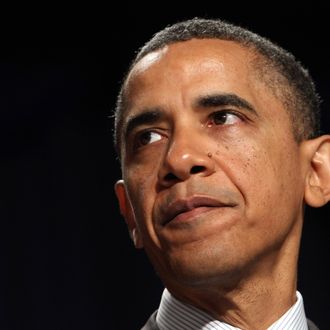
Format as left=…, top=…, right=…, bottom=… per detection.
left=116, top=39, right=307, bottom=288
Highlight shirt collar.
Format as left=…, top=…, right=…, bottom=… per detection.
left=156, top=288, right=308, bottom=330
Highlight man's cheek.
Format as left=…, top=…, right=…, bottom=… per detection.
left=126, top=170, right=156, bottom=214
left=234, top=146, right=276, bottom=202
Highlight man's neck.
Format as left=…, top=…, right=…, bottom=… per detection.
left=165, top=253, right=298, bottom=329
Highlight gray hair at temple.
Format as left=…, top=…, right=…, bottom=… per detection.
left=113, top=17, right=321, bottom=154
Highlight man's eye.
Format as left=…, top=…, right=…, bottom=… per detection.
left=137, top=131, right=162, bottom=146
left=208, top=111, right=242, bottom=126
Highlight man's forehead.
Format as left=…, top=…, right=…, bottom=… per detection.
left=120, top=40, right=262, bottom=125
left=129, top=38, right=252, bottom=78
left=125, top=39, right=254, bottom=102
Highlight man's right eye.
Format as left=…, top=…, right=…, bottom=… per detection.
left=136, top=130, right=162, bottom=147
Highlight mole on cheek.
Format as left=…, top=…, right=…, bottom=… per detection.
left=243, top=157, right=251, bottom=170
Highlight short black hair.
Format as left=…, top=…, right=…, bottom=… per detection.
left=114, top=17, right=321, bottom=153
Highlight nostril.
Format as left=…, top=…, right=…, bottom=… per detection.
left=190, top=165, right=206, bottom=174
left=164, top=172, right=178, bottom=181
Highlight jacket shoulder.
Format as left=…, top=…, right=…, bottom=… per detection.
left=307, top=318, right=319, bottom=330
left=141, top=311, right=159, bottom=330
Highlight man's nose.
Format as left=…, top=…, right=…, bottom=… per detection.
left=157, top=132, right=215, bottom=187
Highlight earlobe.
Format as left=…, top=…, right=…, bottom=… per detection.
left=114, top=180, right=144, bottom=249
left=304, top=135, right=330, bottom=207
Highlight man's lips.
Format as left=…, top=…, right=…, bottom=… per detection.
left=160, top=196, right=236, bottom=225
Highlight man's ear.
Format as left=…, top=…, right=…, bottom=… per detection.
left=304, top=135, right=330, bottom=207
left=114, top=180, right=143, bottom=249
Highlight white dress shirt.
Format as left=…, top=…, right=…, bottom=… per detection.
left=156, top=288, right=308, bottom=330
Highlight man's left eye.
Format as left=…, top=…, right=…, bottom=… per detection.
left=208, top=111, right=242, bottom=126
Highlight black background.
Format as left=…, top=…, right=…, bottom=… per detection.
left=1, top=5, right=329, bottom=329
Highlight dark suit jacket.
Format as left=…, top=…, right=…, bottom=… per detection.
left=141, top=311, right=320, bottom=330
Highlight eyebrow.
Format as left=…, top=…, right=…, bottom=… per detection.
left=124, top=108, right=164, bottom=139
left=195, top=93, right=257, bottom=115
left=123, top=93, right=257, bottom=139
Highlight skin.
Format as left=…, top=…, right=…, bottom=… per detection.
left=115, top=39, right=330, bottom=329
